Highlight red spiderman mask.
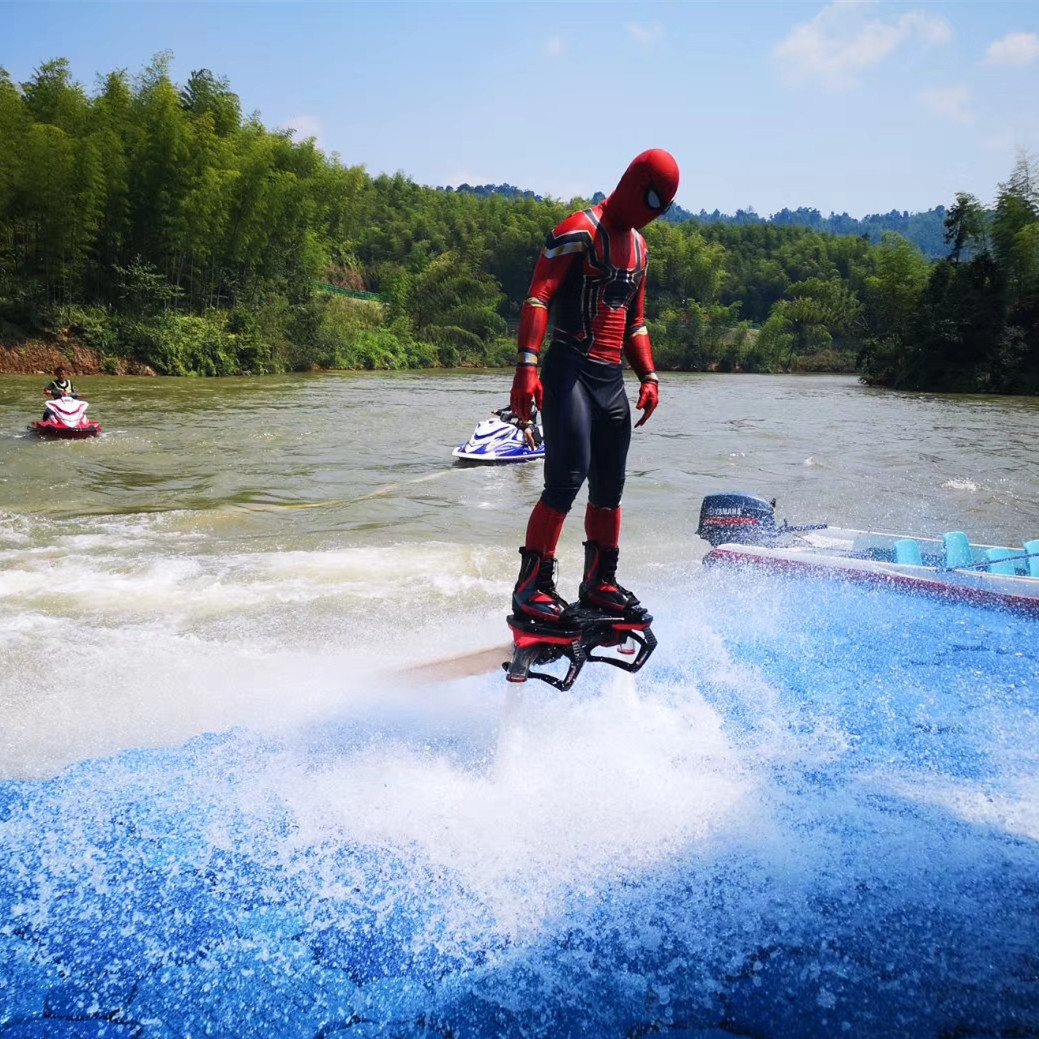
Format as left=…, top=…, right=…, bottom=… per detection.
left=602, top=149, right=680, bottom=230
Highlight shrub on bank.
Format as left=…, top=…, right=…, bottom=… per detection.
left=47, top=304, right=120, bottom=355
left=793, top=348, right=859, bottom=373
left=0, top=293, right=509, bottom=375
left=139, top=314, right=243, bottom=377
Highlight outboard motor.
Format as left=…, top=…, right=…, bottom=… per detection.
left=697, top=493, right=779, bottom=547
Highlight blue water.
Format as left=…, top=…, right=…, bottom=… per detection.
left=2, top=570, right=1038, bottom=1038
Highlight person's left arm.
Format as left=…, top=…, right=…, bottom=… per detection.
left=622, top=268, right=659, bottom=428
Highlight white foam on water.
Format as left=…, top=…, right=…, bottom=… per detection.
left=0, top=625, right=383, bottom=779
left=0, top=536, right=514, bottom=778
left=0, top=537, right=511, bottom=619
left=0, top=509, right=35, bottom=548
left=943, top=478, right=978, bottom=492
left=275, top=670, right=756, bottom=938
left=878, top=772, right=1039, bottom=843
left=224, top=580, right=847, bottom=950
left=2, top=516, right=781, bottom=948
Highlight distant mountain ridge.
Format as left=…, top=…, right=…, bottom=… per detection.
left=438, top=182, right=949, bottom=259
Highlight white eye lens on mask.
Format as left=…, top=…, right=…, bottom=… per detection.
left=646, top=188, right=663, bottom=210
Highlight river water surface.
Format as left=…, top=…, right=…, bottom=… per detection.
left=1, top=372, right=1037, bottom=1037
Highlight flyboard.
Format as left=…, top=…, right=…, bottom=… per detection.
left=398, top=606, right=657, bottom=692
left=504, top=604, right=657, bottom=690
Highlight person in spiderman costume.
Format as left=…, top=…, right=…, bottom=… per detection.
left=509, top=148, right=680, bottom=631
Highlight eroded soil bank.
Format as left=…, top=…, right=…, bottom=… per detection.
left=0, top=338, right=155, bottom=376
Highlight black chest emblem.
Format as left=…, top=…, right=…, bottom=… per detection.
left=588, top=230, right=643, bottom=310
left=601, top=267, right=640, bottom=309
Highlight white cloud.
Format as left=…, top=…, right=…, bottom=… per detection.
left=983, top=31, right=1039, bottom=68
left=774, top=2, right=952, bottom=90
left=919, top=85, right=974, bottom=125
left=545, top=36, right=565, bottom=59
left=286, top=114, right=322, bottom=143
left=627, top=22, right=664, bottom=49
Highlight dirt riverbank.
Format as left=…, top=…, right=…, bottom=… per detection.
left=0, top=337, right=155, bottom=376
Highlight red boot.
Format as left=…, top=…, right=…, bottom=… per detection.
left=512, top=548, right=577, bottom=628
left=578, top=542, right=651, bottom=623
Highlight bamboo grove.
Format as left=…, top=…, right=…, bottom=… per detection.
left=1, top=58, right=1036, bottom=392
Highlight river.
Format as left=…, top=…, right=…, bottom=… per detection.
left=1, top=371, right=1037, bottom=1037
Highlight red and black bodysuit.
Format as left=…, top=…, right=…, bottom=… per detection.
left=524, top=203, right=647, bottom=515
left=510, top=149, right=680, bottom=627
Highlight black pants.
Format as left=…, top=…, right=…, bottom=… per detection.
left=539, top=344, right=631, bottom=513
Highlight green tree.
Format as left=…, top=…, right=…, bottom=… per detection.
left=991, top=156, right=1039, bottom=299
left=179, top=68, right=241, bottom=137
left=943, top=192, right=987, bottom=263
left=0, top=69, right=27, bottom=299
left=21, top=58, right=89, bottom=132
left=863, top=232, right=929, bottom=340
left=407, top=250, right=505, bottom=363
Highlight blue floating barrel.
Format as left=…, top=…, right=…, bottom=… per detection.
left=942, top=531, right=974, bottom=570
left=985, top=547, right=1018, bottom=575
left=1024, top=539, right=1039, bottom=578
left=893, top=538, right=923, bottom=565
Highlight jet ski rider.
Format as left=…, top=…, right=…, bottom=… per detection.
left=45, top=366, right=78, bottom=399
left=508, top=148, right=680, bottom=629
left=42, top=366, right=79, bottom=420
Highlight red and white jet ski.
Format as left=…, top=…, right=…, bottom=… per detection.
left=31, top=395, right=101, bottom=439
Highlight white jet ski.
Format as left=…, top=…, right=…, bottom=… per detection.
left=452, top=414, right=544, bottom=464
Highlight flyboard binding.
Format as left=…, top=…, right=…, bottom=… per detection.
left=503, top=606, right=657, bottom=691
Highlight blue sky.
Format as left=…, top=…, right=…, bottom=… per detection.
left=2, top=1, right=1037, bottom=217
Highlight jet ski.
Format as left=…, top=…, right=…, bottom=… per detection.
left=452, top=415, right=544, bottom=463
left=31, top=395, right=101, bottom=439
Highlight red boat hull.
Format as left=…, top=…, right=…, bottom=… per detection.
left=30, top=420, right=102, bottom=439
left=704, top=545, right=1039, bottom=618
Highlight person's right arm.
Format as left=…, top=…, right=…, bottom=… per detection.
left=510, top=212, right=591, bottom=421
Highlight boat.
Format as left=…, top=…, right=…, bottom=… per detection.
left=696, top=492, right=1039, bottom=616
left=452, top=415, right=544, bottom=463
left=31, top=395, right=102, bottom=439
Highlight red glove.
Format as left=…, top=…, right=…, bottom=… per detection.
left=511, top=365, right=543, bottom=423
left=634, top=378, right=659, bottom=428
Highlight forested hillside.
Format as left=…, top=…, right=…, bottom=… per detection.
left=1, top=57, right=1036, bottom=392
